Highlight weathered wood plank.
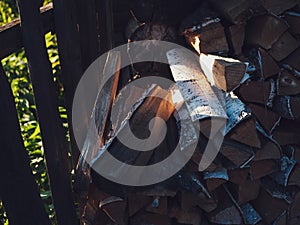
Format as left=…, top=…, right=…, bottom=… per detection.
left=16, top=0, right=78, bottom=224
left=96, top=0, right=114, bottom=55
left=52, top=0, right=83, bottom=165
left=0, top=64, right=51, bottom=225
left=0, top=3, right=54, bottom=59
left=74, top=0, right=99, bottom=71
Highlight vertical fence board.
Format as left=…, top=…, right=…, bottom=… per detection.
left=16, top=1, right=78, bottom=225
left=52, top=0, right=83, bottom=166
left=0, top=64, right=51, bottom=225
left=75, top=0, right=99, bottom=71
left=96, top=0, right=114, bottom=54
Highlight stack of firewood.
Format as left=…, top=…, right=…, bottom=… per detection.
left=80, top=0, right=300, bottom=224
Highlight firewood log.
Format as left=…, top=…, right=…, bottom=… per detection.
left=100, top=197, right=127, bottom=225
left=246, top=15, right=289, bottom=49
left=229, top=179, right=261, bottom=204
left=199, top=54, right=246, bottom=92
left=277, top=70, right=300, bottom=96
left=236, top=80, right=274, bottom=106
left=268, top=31, right=300, bottom=61
left=228, top=168, right=250, bottom=184
left=285, top=11, right=300, bottom=35
left=209, top=0, right=261, bottom=24
left=252, top=188, right=289, bottom=224
left=250, top=160, right=279, bottom=179
left=208, top=187, right=243, bottom=224
left=145, top=197, right=168, bottom=215
left=272, top=95, right=300, bottom=119
left=260, top=0, right=298, bottom=15
left=227, top=25, right=245, bottom=56
left=220, top=141, right=253, bottom=167
left=248, top=103, right=281, bottom=133
left=127, top=193, right=152, bottom=217
left=227, top=118, right=261, bottom=148
left=272, top=119, right=300, bottom=145
left=283, top=47, right=300, bottom=72
left=253, top=138, right=281, bottom=161
left=130, top=212, right=171, bottom=225
left=288, top=165, right=300, bottom=187
left=259, top=48, right=281, bottom=79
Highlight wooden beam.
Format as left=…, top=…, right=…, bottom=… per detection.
left=0, top=64, right=51, bottom=225
left=16, top=0, right=78, bottom=224
left=74, top=0, right=99, bottom=71
left=0, top=3, right=54, bottom=59
left=96, top=0, right=114, bottom=55
left=51, top=0, right=83, bottom=166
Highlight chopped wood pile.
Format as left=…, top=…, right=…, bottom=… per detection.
left=80, top=0, right=300, bottom=224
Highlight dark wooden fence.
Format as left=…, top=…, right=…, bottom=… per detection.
left=0, top=0, right=117, bottom=224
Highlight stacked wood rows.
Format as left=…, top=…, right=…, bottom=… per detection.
left=81, top=0, right=300, bottom=224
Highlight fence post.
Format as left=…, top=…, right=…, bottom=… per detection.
left=51, top=0, right=83, bottom=166
left=16, top=0, right=78, bottom=224
left=0, top=64, right=52, bottom=225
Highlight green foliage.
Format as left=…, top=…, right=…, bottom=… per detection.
left=0, top=0, right=69, bottom=224
left=0, top=1, right=16, bottom=25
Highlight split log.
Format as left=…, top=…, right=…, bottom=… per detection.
left=246, top=14, right=289, bottom=49
left=107, top=85, right=175, bottom=165
left=139, top=186, right=177, bottom=198
left=252, top=188, right=289, bottom=224
left=209, top=204, right=242, bottom=224
left=289, top=192, right=300, bottom=220
left=185, top=22, right=229, bottom=54
left=208, top=187, right=243, bottom=224
left=220, top=142, right=253, bottom=167
left=228, top=168, right=250, bottom=184
left=250, top=160, right=279, bottom=179
left=145, top=197, right=168, bottom=215
left=253, top=138, right=281, bottom=161
left=229, top=179, right=261, bottom=204
left=277, top=70, right=300, bottom=96
left=227, top=118, right=261, bottom=148
left=180, top=5, right=228, bottom=54
left=284, top=11, right=300, bottom=35
left=127, top=193, right=152, bottom=217
left=260, top=0, right=298, bottom=15
left=288, top=165, right=300, bottom=187
left=291, top=145, right=300, bottom=164
left=209, top=0, right=260, bottom=24
left=199, top=54, right=246, bottom=92
left=169, top=205, right=202, bottom=225
left=180, top=191, right=218, bottom=213
left=82, top=202, right=112, bottom=225
left=258, top=48, right=281, bottom=79
left=283, top=47, right=300, bottom=71
left=130, top=212, right=171, bottom=225
left=100, top=197, right=127, bottom=225
left=204, top=169, right=229, bottom=191
left=128, top=22, right=177, bottom=77
left=248, top=103, right=280, bottom=133
left=268, top=31, right=300, bottom=61
left=240, top=203, right=262, bottom=225
left=227, top=25, right=245, bottom=56
left=272, top=119, right=300, bottom=145
left=81, top=185, right=114, bottom=225
left=236, top=80, right=274, bottom=106
left=272, top=95, right=300, bottom=119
